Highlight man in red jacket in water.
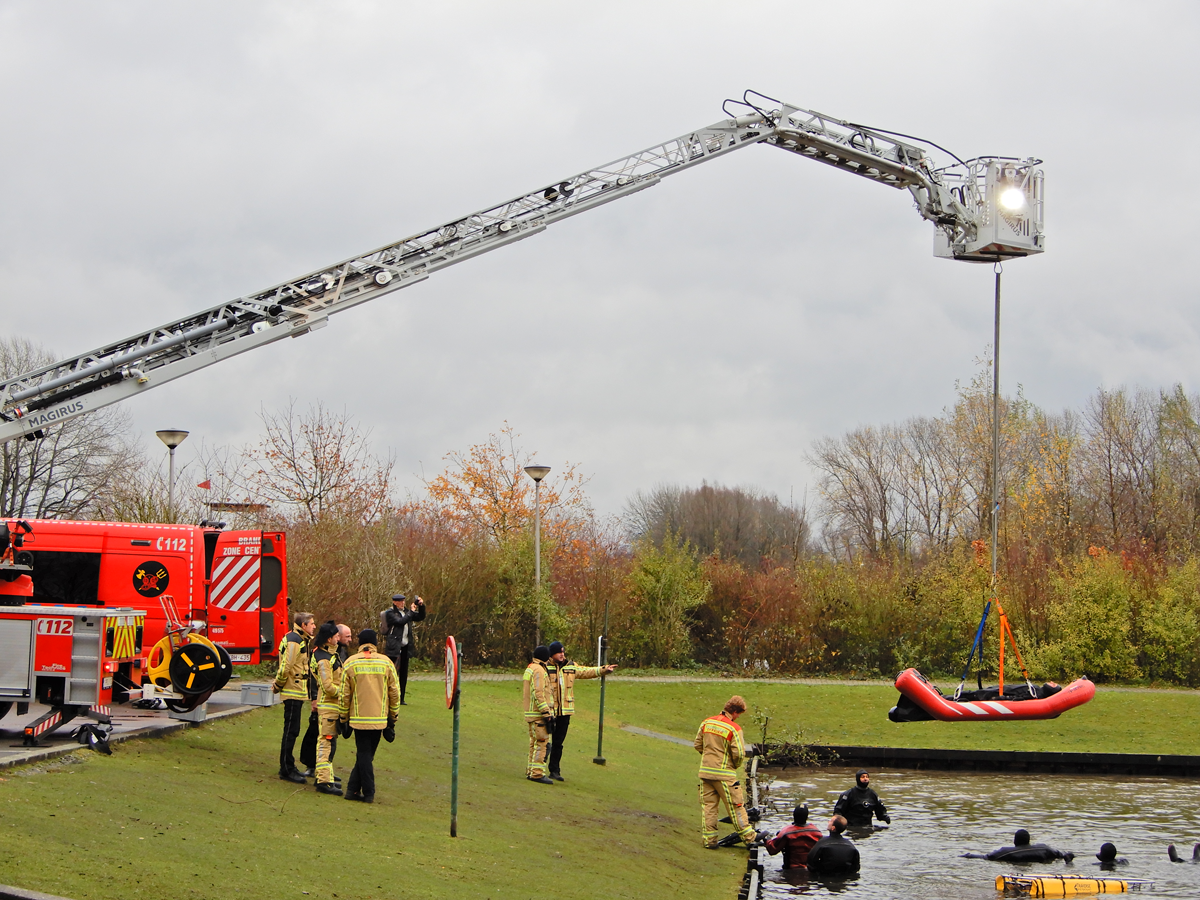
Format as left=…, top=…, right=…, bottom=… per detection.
left=765, top=804, right=823, bottom=869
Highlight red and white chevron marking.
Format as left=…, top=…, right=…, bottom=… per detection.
left=25, top=711, right=62, bottom=737
left=210, top=553, right=261, bottom=611
left=90, top=705, right=111, bottom=717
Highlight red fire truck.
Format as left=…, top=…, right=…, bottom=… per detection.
left=0, top=518, right=288, bottom=739
left=0, top=519, right=288, bottom=667
left=0, top=604, right=146, bottom=745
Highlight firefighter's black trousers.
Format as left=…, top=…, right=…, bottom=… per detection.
left=548, top=714, right=571, bottom=774
left=386, top=649, right=412, bottom=701
left=347, top=729, right=382, bottom=799
left=279, top=698, right=304, bottom=774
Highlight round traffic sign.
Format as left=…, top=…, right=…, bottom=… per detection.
left=445, top=635, right=459, bottom=709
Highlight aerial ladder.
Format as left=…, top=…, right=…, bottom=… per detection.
left=0, top=90, right=1043, bottom=444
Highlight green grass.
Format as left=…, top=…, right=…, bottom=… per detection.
left=600, top=679, right=1200, bottom=755
left=0, top=680, right=745, bottom=900
left=3, top=678, right=1199, bottom=900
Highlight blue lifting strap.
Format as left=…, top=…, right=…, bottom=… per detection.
left=958, top=600, right=992, bottom=684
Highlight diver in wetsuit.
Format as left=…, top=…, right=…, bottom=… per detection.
left=1094, top=843, right=1127, bottom=868
left=833, top=769, right=890, bottom=827
left=962, top=829, right=1074, bottom=862
left=1168, top=843, right=1200, bottom=862
left=807, top=816, right=860, bottom=877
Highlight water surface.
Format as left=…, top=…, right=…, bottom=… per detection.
left=757, top=767, right=1200, bottom=898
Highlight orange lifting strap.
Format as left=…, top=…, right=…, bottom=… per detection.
left=994, top=599, right=1032, bottom=697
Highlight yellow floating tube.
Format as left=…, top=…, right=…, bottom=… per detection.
left=997, top=874, right=1149, bottom=896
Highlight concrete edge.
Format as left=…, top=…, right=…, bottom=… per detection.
left=0, top=703, right=261, bottom=772
left=0, top=884, right=75, bottom=900
left=617, top=726, right=1200, bottom=777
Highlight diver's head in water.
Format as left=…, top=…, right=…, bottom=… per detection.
left=793, top=804, right=809, bottom=826
left=855, top=769, right=870, bottom=788
left=828, top=815, right=848, bottom=835
left=1014, top=829, right=1031, bottom=846
left=1097, top=843, right=1118, bottom=862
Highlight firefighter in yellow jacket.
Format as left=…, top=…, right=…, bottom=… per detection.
left=310, top=621, right=344, bottom=796
left=523, top=645, right=554, bottom=784
left=338, top=628, right=401, bottom=803
left=273, top=612, right=315, bottom=783
left=545, top=640, right=617, bottom=781
left=695, top=695, right=759, bottom=848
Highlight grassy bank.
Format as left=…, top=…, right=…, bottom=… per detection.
left=0, top=680, right=745, bottom=900
left=3, top=678, right=1199, bottom=900
left=599, top=679, right=1200, bottom=755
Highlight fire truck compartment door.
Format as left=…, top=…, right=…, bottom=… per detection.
left=209, top=533, right=262, bottom=650
left=0, top=619, right=33, bottom=694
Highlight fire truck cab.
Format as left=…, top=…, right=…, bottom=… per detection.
left=0, top=519, right=288, bottom=665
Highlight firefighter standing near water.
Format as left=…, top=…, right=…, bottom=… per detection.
left=310, top=621, right=344, bottom=795
left=694, top=695, right=759, bottom=849
left=544, top=640, right=617, bottom=781
left=523, top=645, right=555, bottom=784
left=273, top=612, right=315, bottom=783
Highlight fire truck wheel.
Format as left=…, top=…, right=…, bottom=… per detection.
left=168, top=643, right=224, bottom=696
left=0, top=701, right=10, bottom=720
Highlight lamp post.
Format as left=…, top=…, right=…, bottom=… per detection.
left=156, top=429, right=189, bottom=521
left=524, top=464, right=550, bottom=645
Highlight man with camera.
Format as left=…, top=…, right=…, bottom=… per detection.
left=379, top=593, right=426, bottom=705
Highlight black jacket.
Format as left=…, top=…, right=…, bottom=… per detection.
left=833, top=785, right=888, bottom=826
left=986, top=843, right=1073, bottom=863
left=380, top=603, right=426, bottom=656
left=964, top=843, right=1074, bottom=862
left=807, top=834, right=860, bottom=876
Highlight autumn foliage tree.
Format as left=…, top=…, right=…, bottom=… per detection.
left=213, top=401, right=400, bottom=628
left=1, top=336, right=138, bottom=519
left=422, top=423, right=589, bottom=542
left=243, top=399, right=395, bottom=525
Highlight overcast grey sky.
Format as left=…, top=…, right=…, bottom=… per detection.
left=2, top=1, right=1198, bottom=516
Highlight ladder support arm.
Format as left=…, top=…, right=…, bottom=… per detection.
left=0, top=94, right=1044, bottom=444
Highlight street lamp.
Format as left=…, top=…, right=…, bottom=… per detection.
left=156, top=429, right=189, bottom=521
left=524, top=464, right=550, bottom=645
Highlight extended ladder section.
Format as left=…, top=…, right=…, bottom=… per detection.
left=0, top=93, right=1044, bottom=444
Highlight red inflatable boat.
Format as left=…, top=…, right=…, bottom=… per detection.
left=889, top=668, right=1095, bottom=723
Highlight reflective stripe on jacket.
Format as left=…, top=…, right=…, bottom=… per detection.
left=311, top=647, right=342, bottom=714
left=547, top=660, right=604, bottom=715
left=523, top=661, right=553, bottom=721
left=694, top=713, right=746, bottom=782
left=274, top=629, right=311, bottom=701
left=338, top=644, right=401, bottom=730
